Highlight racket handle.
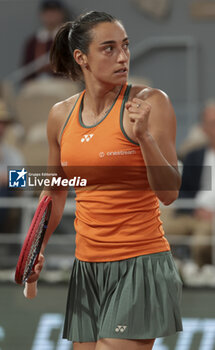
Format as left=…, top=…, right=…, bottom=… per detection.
left=24, top=281, right=37, bottom=299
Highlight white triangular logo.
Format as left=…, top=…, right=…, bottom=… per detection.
left=81, top=134, right=94, bottom=142
left=115, top=325, right=127, bottom=333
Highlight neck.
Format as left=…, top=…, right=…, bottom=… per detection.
left=83, top=80, right=123, bottom=117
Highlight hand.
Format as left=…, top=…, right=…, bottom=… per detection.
left=125, top=98, right=152, bottom=141
left=26, top=253, right=45, bottom=283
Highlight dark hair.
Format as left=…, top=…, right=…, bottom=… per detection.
left=50, top=11, right=117, bottom=80
left=40, top=0, right=66, bottom=11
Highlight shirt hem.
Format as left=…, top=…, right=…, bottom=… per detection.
left=75, top=245, right=171, bottom=263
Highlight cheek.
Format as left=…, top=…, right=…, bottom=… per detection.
left=92, top=57, right=113, bottom=73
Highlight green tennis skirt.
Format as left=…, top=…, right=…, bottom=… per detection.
left=63, top=251, right=183, bottom=342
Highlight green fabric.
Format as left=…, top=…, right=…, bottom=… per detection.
left=63, top=251, right=183, bottom=342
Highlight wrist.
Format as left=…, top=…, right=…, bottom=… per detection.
left=136, top=131, right=153, bottom=144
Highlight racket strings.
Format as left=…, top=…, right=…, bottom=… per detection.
left=23, top=209, right=47, bottom=282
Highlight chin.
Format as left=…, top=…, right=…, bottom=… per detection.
left=114, top=76, right=128, bottom=85
left=102, top=76, right=128, bottom=87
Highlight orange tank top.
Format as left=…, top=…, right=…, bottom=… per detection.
left=60, top=84, right=170, bottom=262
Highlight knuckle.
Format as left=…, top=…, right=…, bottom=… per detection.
left=144, top=106, right=151, bottom=113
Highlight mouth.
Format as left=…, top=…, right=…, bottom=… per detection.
left=114, top=67, right=128, bottom=74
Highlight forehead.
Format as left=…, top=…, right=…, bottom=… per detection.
left=90, top=21, right=127, bottom=43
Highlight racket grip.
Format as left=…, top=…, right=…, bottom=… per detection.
left=24, top=281, right=37, bottom=299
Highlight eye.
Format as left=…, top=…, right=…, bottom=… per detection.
left=104, top=46, right=113, bottom=53
left=123, top=42, right=129, bottom=50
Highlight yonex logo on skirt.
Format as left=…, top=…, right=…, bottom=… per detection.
left=115, top=325, right=127, bottom=333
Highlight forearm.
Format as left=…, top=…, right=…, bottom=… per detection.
left=138, top=132, right=181, bottom=205
left=39, top=189, right=68, bottom=254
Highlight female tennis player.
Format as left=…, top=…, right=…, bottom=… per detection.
left=27, top=11, right=183, bottom=350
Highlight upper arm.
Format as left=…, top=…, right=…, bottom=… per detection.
left=46, top=96, right=76, bottom=166
left=147, top=89, right=178, bottom=167
left=45, top=103, right=69, bottom=192
left=46, top=93, right=80, bottom=172
left=47, top=104, right=62, bottom=167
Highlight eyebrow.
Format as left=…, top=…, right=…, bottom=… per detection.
left=99, top=37, right=129, bottom=45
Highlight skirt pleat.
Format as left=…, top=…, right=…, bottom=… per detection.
left=63, top=251, right=183, bottom=342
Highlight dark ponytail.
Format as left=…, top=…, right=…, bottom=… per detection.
left=50, top=11, right=116, bottom=81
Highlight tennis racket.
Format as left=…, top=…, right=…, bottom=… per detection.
left=15, top=195, right=52, bottom=299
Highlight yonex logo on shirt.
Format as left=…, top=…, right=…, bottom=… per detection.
left=81, top=134, right=94, bottom=142
left=115, top=325, right=127, bottom=333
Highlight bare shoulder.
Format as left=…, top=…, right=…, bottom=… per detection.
left=130, top=85, right=176, bottom=135
left=47, top=92, right=81, bottom=144
left=48, top=92, right=81, bottom=123
left=129, top=85, right=171, bottom=107
left=131, top=85, right=175, bottom=120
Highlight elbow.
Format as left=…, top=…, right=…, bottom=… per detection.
left=160, top=190, right=179, bottom=206
left=160, top=175, right=181, bottom=206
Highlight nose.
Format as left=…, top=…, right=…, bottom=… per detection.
left=117, top=48, right=129, bottom=63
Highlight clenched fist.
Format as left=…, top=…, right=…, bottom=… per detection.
left=125, top=98, right=152, bottom=141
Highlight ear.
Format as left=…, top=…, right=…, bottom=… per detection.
left=73, top=49, right=88, bottom=68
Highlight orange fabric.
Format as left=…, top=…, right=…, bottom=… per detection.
left=61, top=84, right=170, bottom=262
